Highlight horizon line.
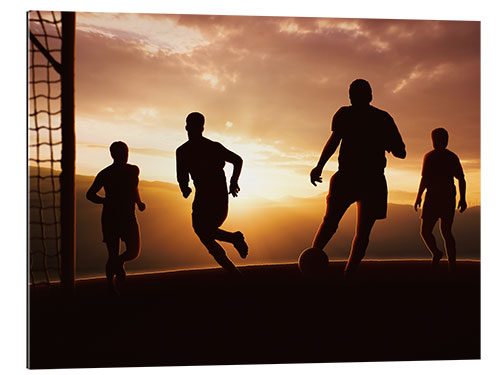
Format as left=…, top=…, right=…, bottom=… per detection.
left=32, top=259, right=480, bottom=284
left=28, top=164, right=482, bottom=208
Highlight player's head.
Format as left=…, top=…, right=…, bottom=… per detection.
left=186, top=112, right=205, bottom=139
left=110, top=141, right=129, bottom=164
left=349, top=79, right=372, bottom=106
left=431, top=128, right=449, bottom=150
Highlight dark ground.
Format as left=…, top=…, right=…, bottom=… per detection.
left=28, top=260, right=480, bottom=369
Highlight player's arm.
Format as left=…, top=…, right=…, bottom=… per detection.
left=86, top=172, right=105, bottom=204
left=176, top=148, right=192, bottom=199
left=414, top=176, right=427, bottom=211
left=386, top=115, right=406, bottom=159
left=455, top=157, right=467, bottom=213
left=457, top=177, right=467, bottom=212
left=310, top=130, right=341, bottom=186
left=221, top=146, right=243, bottom=197
left=414, top=156, right=428, bottom=211
left=134, top=167, right=146, bottom=211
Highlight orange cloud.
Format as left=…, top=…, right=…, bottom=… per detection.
left=73, top=13, right=480, bottom=203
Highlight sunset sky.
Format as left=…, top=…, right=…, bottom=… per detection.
left=70, top=13, right=481, bottom=205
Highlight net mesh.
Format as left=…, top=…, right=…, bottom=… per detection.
left=28, top=11, right=64, bottom=285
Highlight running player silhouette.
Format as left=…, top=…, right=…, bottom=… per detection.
left=86, top=141, right=146, bottom=294
left=414, top=128, right=467, bottom=272
left=176, top=112, right=248, bottom=275
left=310, top=79, right=406, bottom=278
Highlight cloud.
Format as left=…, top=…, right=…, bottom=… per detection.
left=73, top=13, right=480, bottom=201
left=77, top=13, right=210, bottom=55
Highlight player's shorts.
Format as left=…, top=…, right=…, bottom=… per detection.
left=422, top=194, right=455, bottom=221
left=192, top=193, right=229, bottom=235
left=101, top=210, right=139, bottom=243
left=324, top=171, right=388, bottom=222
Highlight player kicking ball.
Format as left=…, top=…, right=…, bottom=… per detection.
left=309, top=79, right=406, bottom=278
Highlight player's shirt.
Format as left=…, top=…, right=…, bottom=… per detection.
left=176, top=137, right=231, bottom=207
left=96, top=164, right=139, bottom=216
left=422, top=149, right=464, bottom=200
left=331, top=105, right=405, bottom=175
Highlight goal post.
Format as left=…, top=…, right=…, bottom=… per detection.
left=28, top=11, right=76, bottom=295
left=60, top=11, right=76, bottom=295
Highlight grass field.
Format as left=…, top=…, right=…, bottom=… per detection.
left=28, top=260, right=480, bottom=369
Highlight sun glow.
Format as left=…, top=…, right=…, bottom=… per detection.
left=73, top=14, right=480, bottom=209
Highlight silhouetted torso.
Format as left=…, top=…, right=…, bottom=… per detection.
left=422, top=149, right=464, bottom=201
left=332, top=105, right=404, bottom=175
left=98, top=164, right=139, bottom=216
left=176, top=137, right=229, bottom=211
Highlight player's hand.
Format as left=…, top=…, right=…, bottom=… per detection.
left=310, top=166, right=323, bottom=186
left=458, top=199, right=467, bottom=213
left=182, top=187, right=192, bottom=199
left=414, top=197, right=421, bottom=211
left=229, top=180, right=240, bottom=197
left=137, top=201, right=146, bottom=212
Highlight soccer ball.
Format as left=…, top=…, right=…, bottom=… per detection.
left=298, top=247, right=329, bottom=278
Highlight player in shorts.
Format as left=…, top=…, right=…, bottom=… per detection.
left=310, top=79, right=406, bottom=278
left=86, top=141, right=146, bottom=294
left=414, top=128, right=467, bottom=272
left=176, top=112, right=248, bottom=276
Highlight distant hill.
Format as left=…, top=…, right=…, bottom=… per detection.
left=29, top=167, right=480, bottom=279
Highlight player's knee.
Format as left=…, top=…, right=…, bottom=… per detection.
left=195, top=227, right=218, bottom=248
left=123, top=242, right=140, bottom=261
left=194, top=221, right=213, bottom=235
left=129, top=246, right=141, bottom=261
left=194, top=227, right=211, bottom=242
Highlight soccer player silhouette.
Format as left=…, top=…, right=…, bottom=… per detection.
left=86, top=141, right=146, bottom=294
left=414, top=128, right=467, bottom=272
left=310, top=79, right=406, bottom=278
left=176, top=112, right=248, bottom=275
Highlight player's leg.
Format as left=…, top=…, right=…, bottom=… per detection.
left=312, top=186, right=351, bottom=250
left=116, top=219, right=141, bottom=280
left=440, top=215, right=456, bottom=272
left=214, top=229, right=248, bottom=259
left=102, top=212, right=120, bottom=284
left=420, top=216, right=443, bottom=268
left=120, top=220, right=141, bottom=263
left=313, top=172, right=352, bottom=250
left=118, top=233, right=140, bottom=280
left=104, top=239, right=120, bottom=293
left=343, top=173, right=388, bottom=278
left=198, top=233, right=240, bottom=274
left=194, top=223, right=240, bottom=275
left=344, top=204, right=376, bottom=278
left=208, top=204, right=248, bottom=259
left=313, top=205, right=349, bottom=250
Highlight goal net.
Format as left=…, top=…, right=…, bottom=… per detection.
left=28, top=11, right=75, bottom=290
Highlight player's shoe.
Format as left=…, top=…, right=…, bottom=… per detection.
left=233, top=231, right=248, bottom=259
